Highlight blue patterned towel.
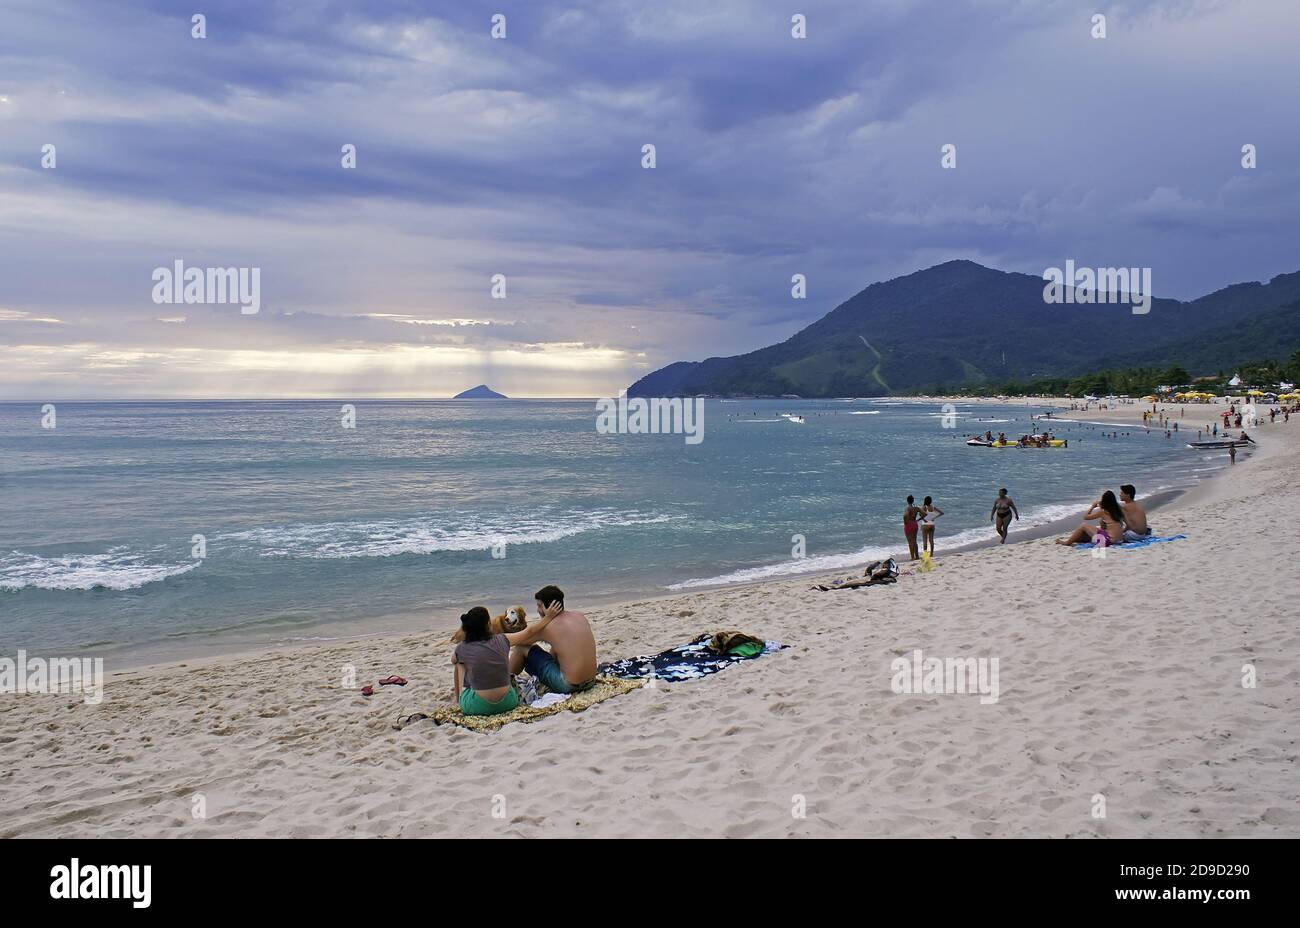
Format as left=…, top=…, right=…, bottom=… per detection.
left=1076, top=533, right=1187, bottom=551
left=599, top=635, right=786, bottom=683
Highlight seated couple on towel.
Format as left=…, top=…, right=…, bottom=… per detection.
left=1055, top=484, right=1151, bottom=547
left=451, top=585, right=599, bottom=716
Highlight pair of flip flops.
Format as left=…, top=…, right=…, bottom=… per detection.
left=361, top=676, right=408, bottom=697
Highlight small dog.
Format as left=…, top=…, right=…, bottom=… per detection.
left=450, top=605, right=528, bottom=643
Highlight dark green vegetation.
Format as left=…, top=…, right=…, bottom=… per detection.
left=628, top=261, right=1300, bottom=397
left=971, top=353, right=1300, bottom=398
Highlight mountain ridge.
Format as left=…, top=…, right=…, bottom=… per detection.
left=628, top=261, right=1300, bottom=397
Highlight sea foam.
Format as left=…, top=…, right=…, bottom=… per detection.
left=0, top=549, right=200, bottom=592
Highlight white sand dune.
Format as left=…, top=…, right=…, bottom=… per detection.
left=2, top=401, right=1296, bottom=838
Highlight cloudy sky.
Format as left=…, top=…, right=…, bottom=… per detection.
left=1, top=0, right=1296, bottom=398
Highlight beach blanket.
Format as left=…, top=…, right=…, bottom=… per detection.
left=394, top=675, right=643, bottom=733
left=1076, top=533, right=1187, bottom=551
left=599, top=633, right=786, bottom=683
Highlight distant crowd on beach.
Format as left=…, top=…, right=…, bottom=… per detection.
left=906, top=397, right=1297, bottom=560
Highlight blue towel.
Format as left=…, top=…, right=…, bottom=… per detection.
left=599, top=635, right=786, bottom=683
left=1076, top=533, right=1186, bottom=551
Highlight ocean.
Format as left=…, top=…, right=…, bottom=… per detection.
left=0, top=399, right=1216, bottom=663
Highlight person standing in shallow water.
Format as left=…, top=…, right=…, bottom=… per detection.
left=902, top=495, right=921, bottom=561
left=990, top=488, right=1019, bottom=543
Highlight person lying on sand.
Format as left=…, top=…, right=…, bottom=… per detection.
left=990, top=488, right=1019, bottom=543
left=508, top=584, right=598, bottom=694
left=1055, top=491, right=1125, bottom=546
left=453, top=601, right=562, bottom=716
left=1119, top=484, right=1151, bottom=542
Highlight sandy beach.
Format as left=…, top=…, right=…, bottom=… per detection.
left=2, top=399, right=1296, bottom=839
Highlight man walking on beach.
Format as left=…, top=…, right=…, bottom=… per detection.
left=510, top=584, right=598, bottom=693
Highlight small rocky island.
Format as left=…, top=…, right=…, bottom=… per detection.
left=453, top=384, right=507, bottom=399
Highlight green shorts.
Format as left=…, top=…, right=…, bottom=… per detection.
left=459, top=686, right=520, bottom=716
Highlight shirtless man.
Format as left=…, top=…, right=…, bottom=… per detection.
left=1119, top=484, right=1150, bottom=542
left=509, top=584, right=598, bottom=693
left=989, top=488, right=1019, bottom=543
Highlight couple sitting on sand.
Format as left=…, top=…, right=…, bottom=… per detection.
left=1054, top=484, right=1151, bottom=547
left=451, top=585, right=598, bottom=716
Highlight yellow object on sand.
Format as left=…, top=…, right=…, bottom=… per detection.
left=919, top=551, right=934, bottom=572
left=395, top=675, right=645, bottom=733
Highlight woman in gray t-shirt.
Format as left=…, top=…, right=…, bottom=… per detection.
left=452, top=602, right=561, bottom=715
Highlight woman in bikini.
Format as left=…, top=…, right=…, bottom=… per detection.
left=990, top=488, right=1018, bottom=543
left=902, top=495, right=921, bottom=561
left=452, top=601, right=561, bottom=716
left=919, top=496, right=943, bottom=556
left=1055, top=491, right=1126, bottom=546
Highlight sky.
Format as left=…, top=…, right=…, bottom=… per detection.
left=1, top=0, right=1297, bottom=399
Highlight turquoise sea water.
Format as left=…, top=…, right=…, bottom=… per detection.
left=0, top=399, right=1216, bottom=662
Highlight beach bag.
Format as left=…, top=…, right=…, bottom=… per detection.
left=864, top=558, right=899, bottom=582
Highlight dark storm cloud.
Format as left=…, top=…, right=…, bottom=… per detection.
left=0, top=0, right=1296, bottom=396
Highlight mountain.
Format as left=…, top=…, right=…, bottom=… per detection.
left=627, top=261, right=1300, bottom=397
left=453, top=384, right=507, bottom=399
